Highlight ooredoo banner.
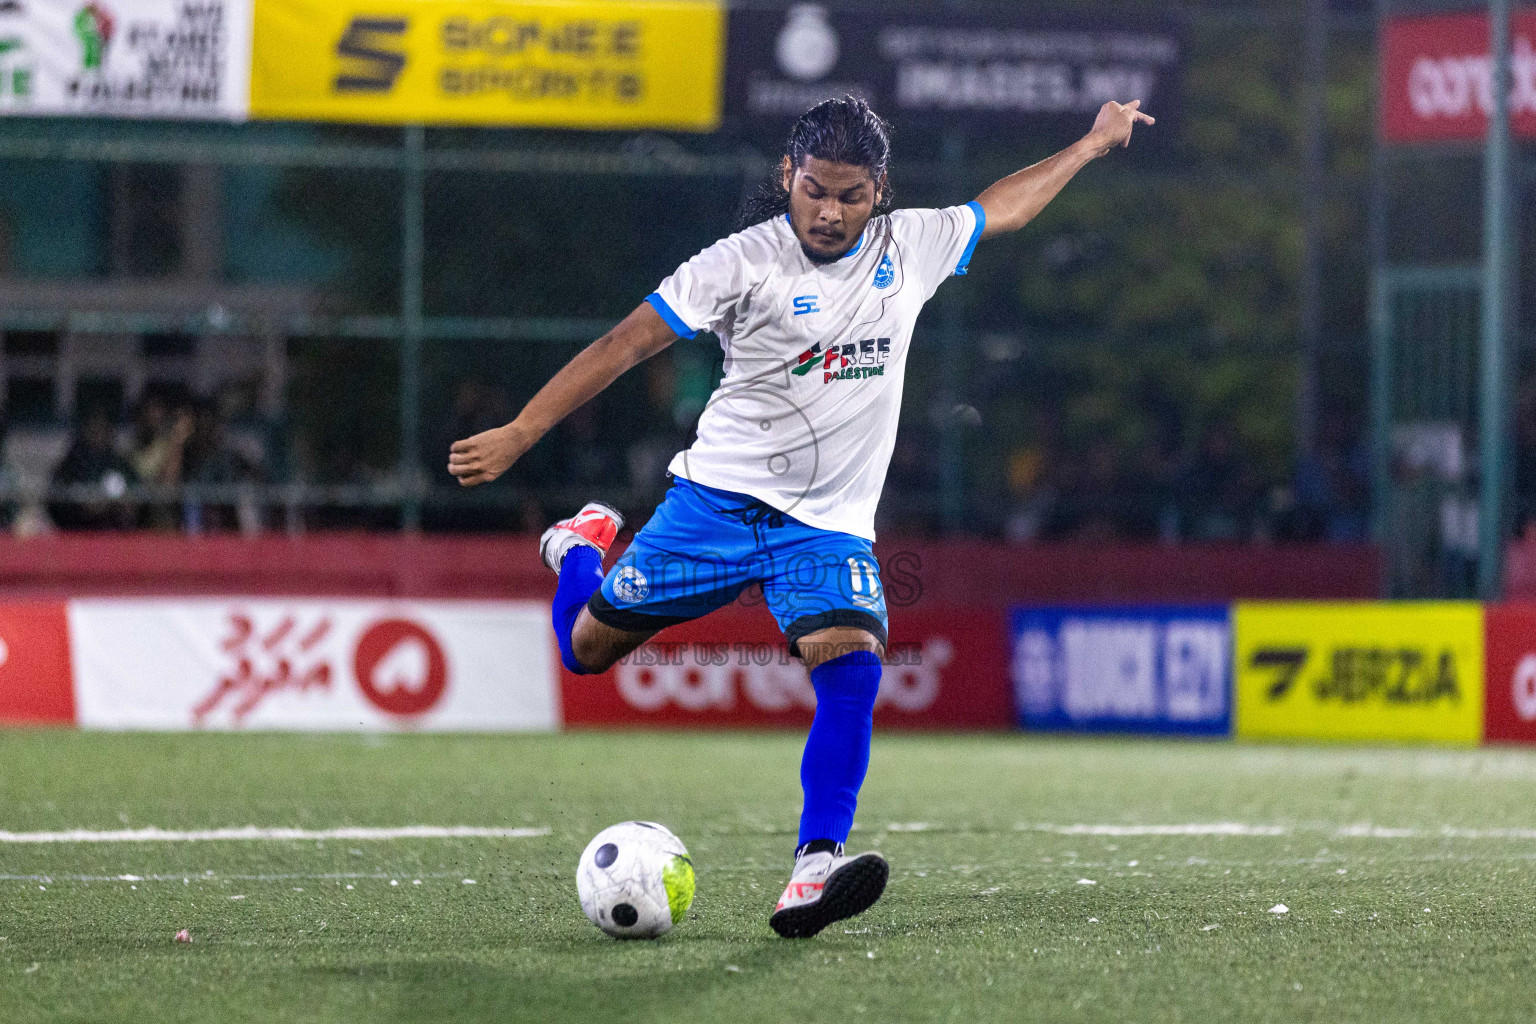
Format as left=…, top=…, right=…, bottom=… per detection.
left=1011, top=605, right=1230, bottom=735
left=1233, top=602, right=1485, bottom=745
left=560, top=604, right=1012, bottom=730
left=66, top=598, right=559, bottom=731
left=1483, top=604, right=1536, bottom=743
left=0, top=0, right=253, bottom=119
left=1380, top=9, right=1536, bottom=143
left=249, top=0, right=724, bottom=129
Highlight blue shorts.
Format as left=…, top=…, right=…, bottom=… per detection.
left=587, top=477, right=888, bottom=655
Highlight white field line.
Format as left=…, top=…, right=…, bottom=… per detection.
left=4, top=821, right=1535, bottom=846
left=1026, top=823, right=1288, bottom=837
left=0, top=871, right=471, bottom=882
left=1336, top=825, right=1536, bottom=840
left=0, top=825, right=550, bottom=844
left=1019, top=822, right=1536, bottom=840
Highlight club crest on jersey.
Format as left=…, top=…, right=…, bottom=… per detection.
left=611, top=565, right=650, bottom=604
left=872, top=253, right=895, bottom=289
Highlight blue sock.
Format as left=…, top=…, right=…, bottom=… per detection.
left=553, top=545, right=604, bottom=675
left=797, top=650, right=882, bottom=848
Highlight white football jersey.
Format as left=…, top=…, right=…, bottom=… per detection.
left=647, top=202, right=984, bottom=541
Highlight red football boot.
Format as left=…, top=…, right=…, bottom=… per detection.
left=538, top=501, right=625, bottom=573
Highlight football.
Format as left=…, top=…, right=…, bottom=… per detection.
left=576, top=821, right=696, bottom=939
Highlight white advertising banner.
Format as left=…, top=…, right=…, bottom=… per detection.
left=0, top=0, right=252, bottom=119
left=67, top=599, right=559, bottom=731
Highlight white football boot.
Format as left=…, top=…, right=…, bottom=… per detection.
left=539, top=502, right=625, bottom=573
left=769, top=842, right=889, bottom=938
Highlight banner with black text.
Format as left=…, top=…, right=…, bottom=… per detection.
left=0, top=0, right=252, bottom=119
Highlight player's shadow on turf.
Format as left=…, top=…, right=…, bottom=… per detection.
left=307, top=935, right=866, bottom=1020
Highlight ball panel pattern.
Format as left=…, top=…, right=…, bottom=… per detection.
left=576, top=822, right=692, bottom=939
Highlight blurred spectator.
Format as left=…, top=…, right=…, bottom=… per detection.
left=1002, top=409, right=1060, bottom=543
left=0, top=419, right=22, bottom=532
left=557, top=403, right=625, bottom=489
left=1283, top=411, right=1370, bottom=542
left=431, top=376, right=554, bottom=532
left=1002, top=445, right=1055, bottom=543
left=50, top=407, right=138, bottom=530
left=1053, top=437, right=1129, bottom=541
left=128, top=391, right=193, bottom=531
left=1514, top=380, right=1536, bottom=539
left=881, top=426, right=941, bottom=535
left=439, top=376, right=513, bottom=458
left=182, top=399, right=260, bottom=533
left=1178, top=424, right=1264, bottom=542
left=625, top=358, right=688, bottom=509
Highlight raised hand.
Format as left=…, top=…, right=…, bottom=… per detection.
left=1084, top=100, right=1156, bottom=157
left=448, top=423, right=530, bottom=487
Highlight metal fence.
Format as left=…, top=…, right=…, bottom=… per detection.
left=0, top=3, right=1388, bottom=545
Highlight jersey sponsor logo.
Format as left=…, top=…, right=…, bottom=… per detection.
left=791, top=341, right=823, bottom=375
left=873, top=253, right=894, bottom=289
left=819, top=337, right=891, bottom=383
left=791, top=294, right=819, bottom=316
left=612, top=565, right=651, bottom=604
left=791, top=337, right=890, bottom=381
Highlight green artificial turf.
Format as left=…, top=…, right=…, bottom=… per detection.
left=4, top=730, right=1536, bottom=1022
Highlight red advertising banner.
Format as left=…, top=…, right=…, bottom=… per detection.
left=1484, top=604, right=1536, bottom=743
left=560, top=603, right=1012, bottom=730
left=1381, top=9, right=1536, bottom=143
left=0, top=602, right=75, bottom=725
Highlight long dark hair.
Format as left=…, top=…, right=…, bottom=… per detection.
left=736, top=95, right=894, bottom=230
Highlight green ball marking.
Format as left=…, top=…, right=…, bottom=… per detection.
left=662, top=855, right=695, bottom=925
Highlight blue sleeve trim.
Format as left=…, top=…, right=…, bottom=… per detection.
left=953, top=200, right=986, bottom=276
left=645, top=292, right=697, bottom=338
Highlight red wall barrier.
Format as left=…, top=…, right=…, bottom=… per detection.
left=0, top=534, right=554, bottom=600
left=868, top=541, right=1380, bottom=607
left=1503, top=540, right=1536, bottom=601
left=0, top=534, right=1382, bottom=732
left=0, top=534, right=1379, bottom=604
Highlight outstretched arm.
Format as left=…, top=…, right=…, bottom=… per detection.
left=975, top=100, right=1154, bottom=241
left=447, top=301, right=678, bottom=486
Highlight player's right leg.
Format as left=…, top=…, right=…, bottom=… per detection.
left=762, top=541, right=893, bottom=937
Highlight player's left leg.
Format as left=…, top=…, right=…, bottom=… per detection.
left=762, top=543, right=892, bottom=938
left=542, top=502, right=656, bottom=674
left=547, top=479, right=764, bottom=674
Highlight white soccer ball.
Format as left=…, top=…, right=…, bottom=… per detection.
left=576, top=821, right=695, bottom=939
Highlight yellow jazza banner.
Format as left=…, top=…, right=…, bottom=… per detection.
left=1233, top=602, right=1484, bottom=745
left=250, top=0, right=724, bottom=129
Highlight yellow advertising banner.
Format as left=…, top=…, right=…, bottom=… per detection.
left=250, top=0, right=724, bottom=130
left=1233, top=602, right=1484, bottom=745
